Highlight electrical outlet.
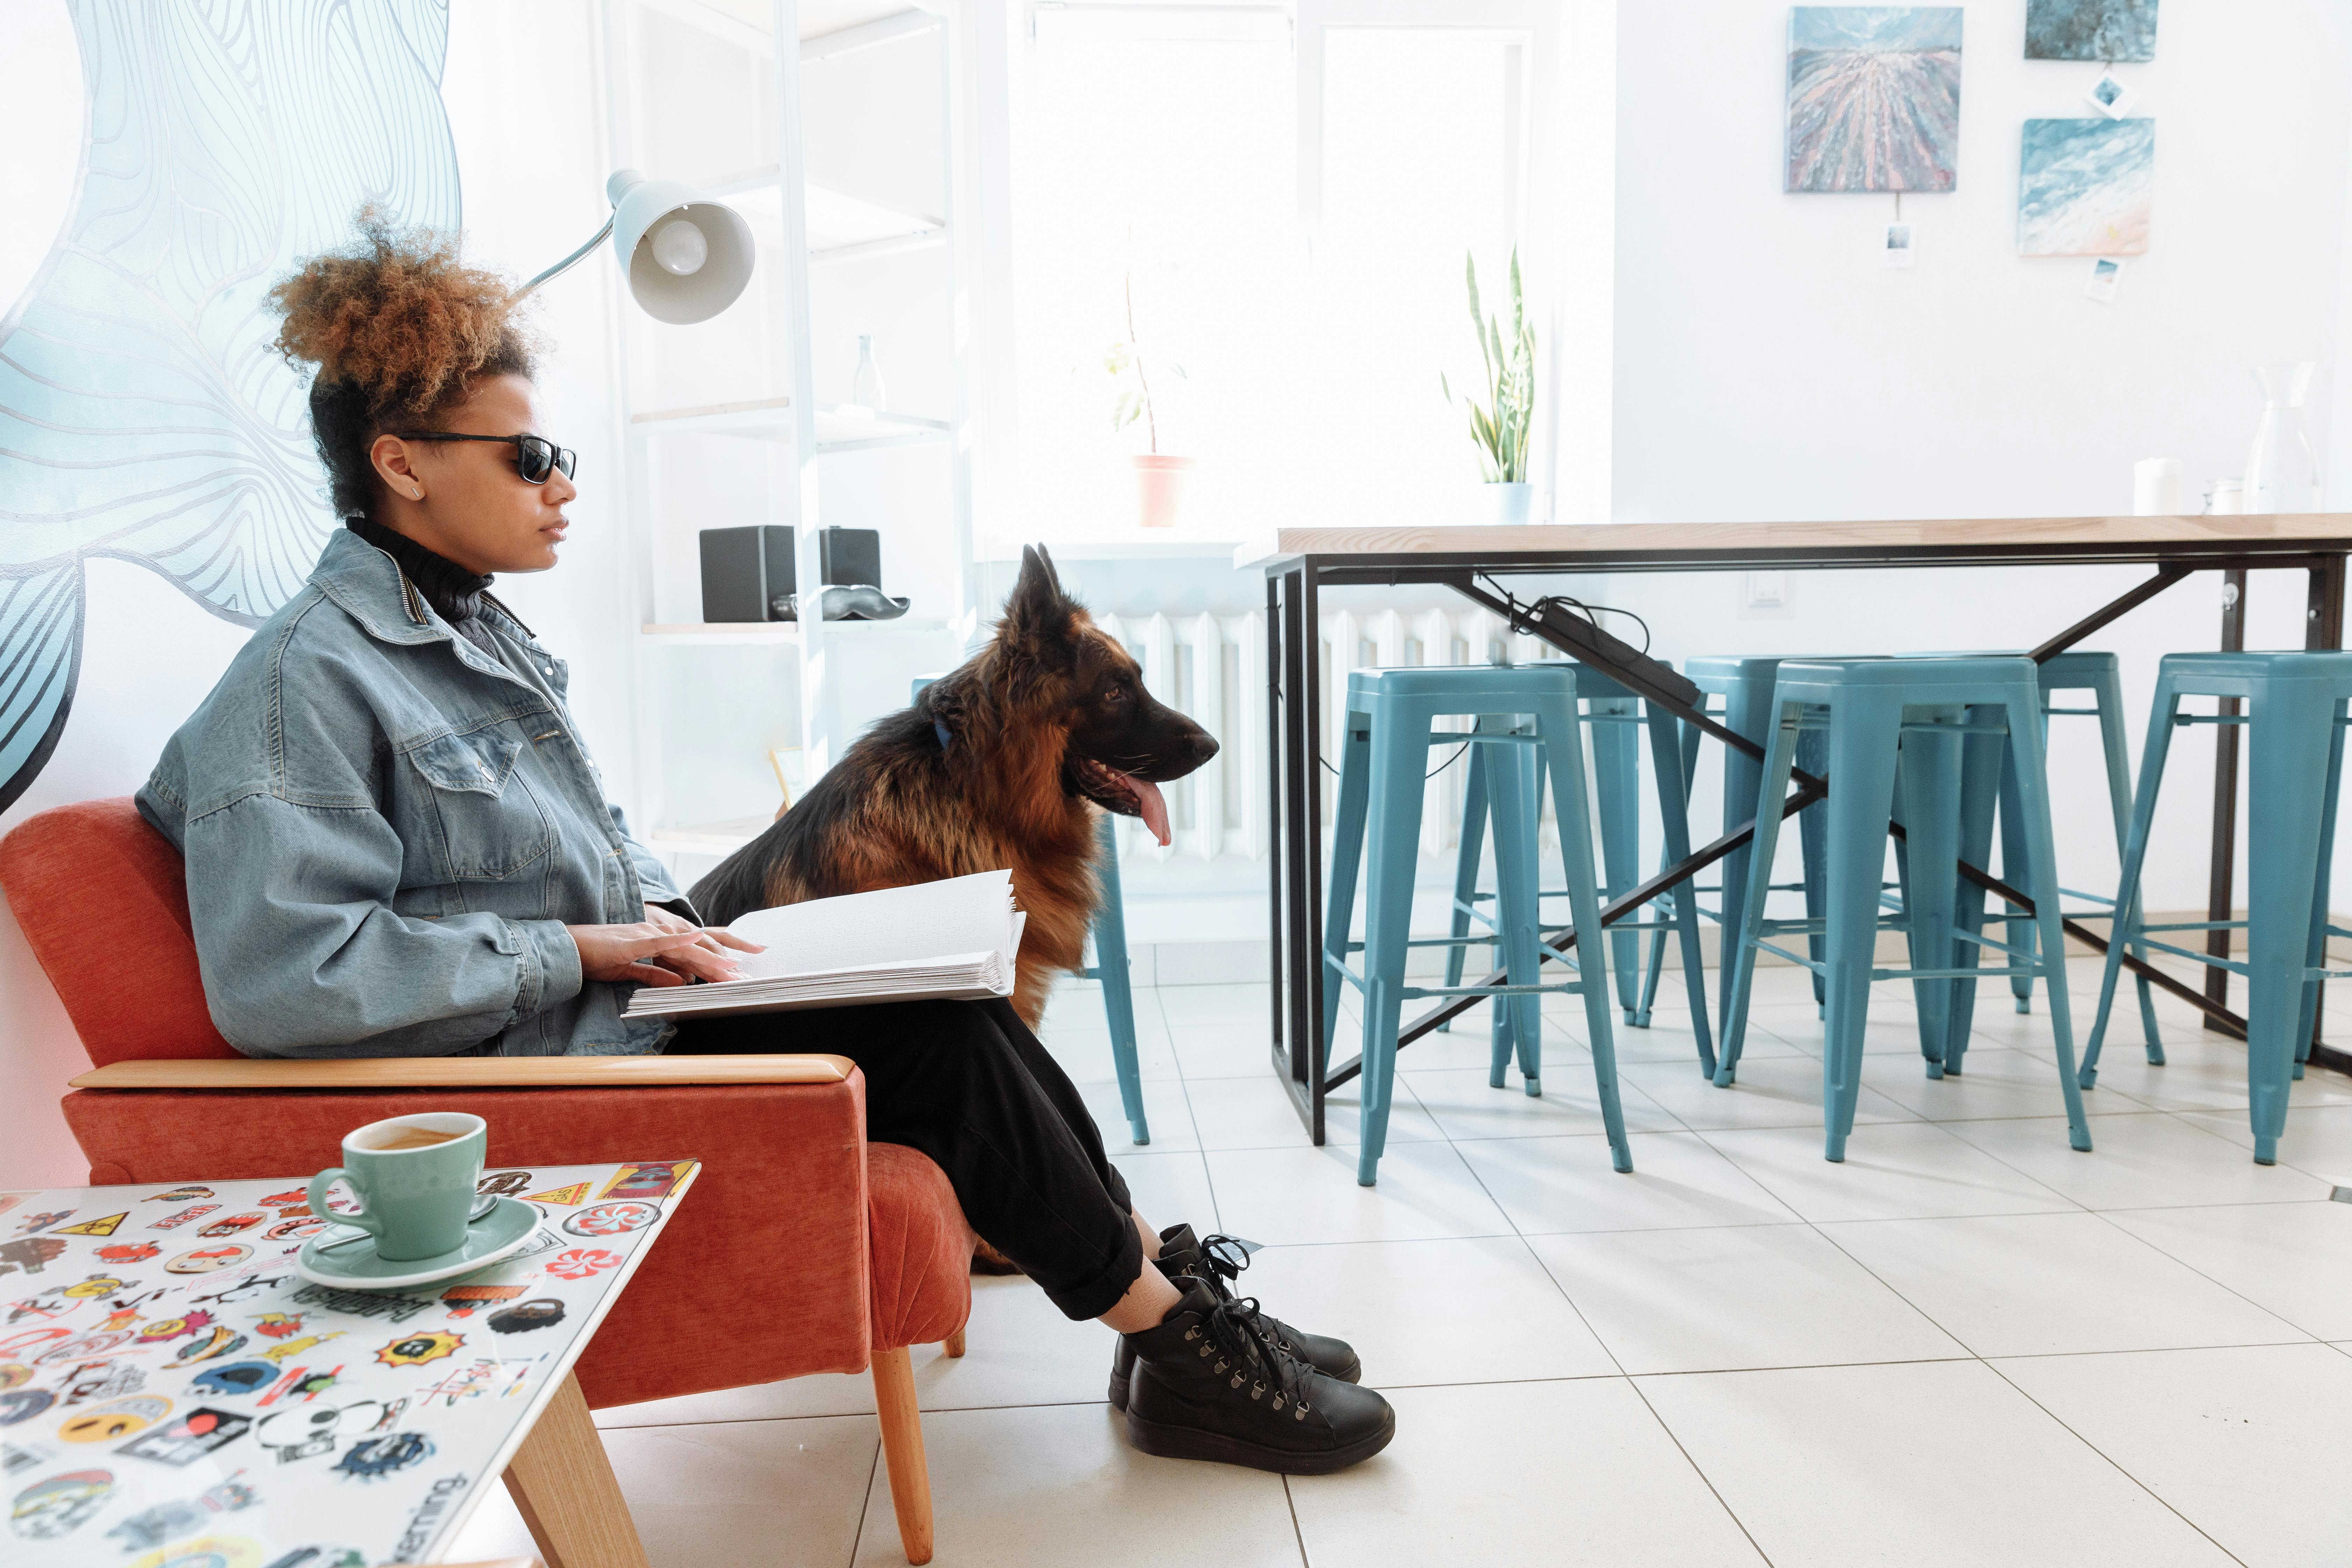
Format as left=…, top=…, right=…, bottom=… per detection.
left=1740, top=571, right=1794, bottom=620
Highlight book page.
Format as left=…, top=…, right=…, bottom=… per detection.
left=722, top=870, right=1016, bottom=980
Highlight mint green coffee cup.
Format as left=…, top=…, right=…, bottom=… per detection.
left=308, top=1112, right=487, bottom=1262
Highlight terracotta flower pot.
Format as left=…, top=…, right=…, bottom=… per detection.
left=1131, top=454, right=1196, bottom=529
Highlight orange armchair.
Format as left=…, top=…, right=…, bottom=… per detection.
left=0, top=798, right=972, bottom=1565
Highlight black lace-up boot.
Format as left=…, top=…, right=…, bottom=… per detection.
left=1109, top=1225, right=1360, bottom=1410
left=1120, top=1280, right=1394, bottom=1474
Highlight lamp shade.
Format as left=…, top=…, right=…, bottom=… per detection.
left=605, top=168, right=755, bottom=325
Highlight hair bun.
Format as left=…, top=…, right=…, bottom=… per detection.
left=269, top=208, right=534, bottom=419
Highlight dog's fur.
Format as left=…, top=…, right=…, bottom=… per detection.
left=689, top=546, right=1217, bottom=1027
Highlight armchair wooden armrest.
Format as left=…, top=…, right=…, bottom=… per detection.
left=68, top=1054, right=854, bottom=1091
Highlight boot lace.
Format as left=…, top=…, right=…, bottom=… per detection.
left=1190, top=1234, right=1310, bottom=1360
left=1195, top=1294, right=1314, bottom=1419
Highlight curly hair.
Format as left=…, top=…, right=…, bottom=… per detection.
left=269, top=209, right=539, bottom=521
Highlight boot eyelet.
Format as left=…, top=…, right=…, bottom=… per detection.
left=1250, top=1382, right=1266, bottom=1400
left=1230, top=1374, right=1245, bottom=1388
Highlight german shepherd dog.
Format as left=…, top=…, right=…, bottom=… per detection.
left=688, top=545, right=1219, bottom=1028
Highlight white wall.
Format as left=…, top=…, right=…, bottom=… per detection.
left=0, top=3, right=634, bottom=1191
left=1607, top=0, right=2352, bottom=916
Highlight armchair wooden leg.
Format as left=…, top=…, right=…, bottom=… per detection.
left=872, top=1346, right=936, bottom=1566
left=503, top=1371, right=650, bottom=1568
left=944, top=1328, right=966, bottom=1358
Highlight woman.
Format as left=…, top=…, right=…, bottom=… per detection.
left=135, top=217, right=1392, bottom=1475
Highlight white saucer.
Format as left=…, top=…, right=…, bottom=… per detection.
left=295, top=1196, right=541, bottom=1289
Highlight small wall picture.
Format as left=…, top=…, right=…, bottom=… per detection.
left=2084, top=257, right=2122, bottom=303
left=2018, top=117, right=2154, bottom=255
left=1882, top=220, right=1917, bottom=267
left=1786, top=8, right=1964, bottom=194
left=2084, top=70, right=2137, bottom=118
left=2025, top=0, right=2157, bottom=63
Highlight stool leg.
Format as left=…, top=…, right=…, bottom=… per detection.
left=2002, top=685, right=2093, bottom=1153
left=1716, top=702, right=1805, bottom=1088
left=1590, top=698, right=1647, bottom=1024
left=1488, top=730, right=1547, bottom=1095
left=1440, top=743, right=1491, bottom=1032
left=2244, top=683, right=2337, bottom=1164
left=2294, top=701, right=2346, bottom=1079
left=1896, top=704, right=1966, bottom=1080
left=1356, top=705, right=1434, bottom=1186
left=1945, top=708, right=2009, bottom=1074
left=1092, top=817, right=1149, bottom=1145
left=1796, top=723, right=1833, bottom=1017
left=1997, top=751, right=2036, bottom=1015
left=1822, top=692, right=1905, bottom=1162
left=2084, top=676, right=2180, bottom=1088
left=1646, top=703, right=1716, bottom=1076
left=2092, top=667, right=2165, bottom=1059
left=1322, top=713, right=1374, bottom=1076
left=1535, top=693, right=1632, bottom=1172
left=1718, top=677, right=1772, bottom=1038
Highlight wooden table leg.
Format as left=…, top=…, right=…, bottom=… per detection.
left=503, top=1371, right=650, bottom=1568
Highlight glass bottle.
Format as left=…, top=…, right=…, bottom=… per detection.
left=845, top=335, right=888, bottom=418
left=2243, top=360, right=2322, bottom=514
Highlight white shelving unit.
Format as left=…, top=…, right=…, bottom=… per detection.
left=602, top=0, right=976, bottom=859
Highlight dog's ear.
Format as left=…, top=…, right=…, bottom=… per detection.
left=1002, top=544, right=1070, bottom=640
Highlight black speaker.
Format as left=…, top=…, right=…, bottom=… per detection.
left=698, top=525, right=795, bottom=622
left=817, top=526, right=882, bottom=588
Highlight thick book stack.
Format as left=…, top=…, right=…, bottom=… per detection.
left=621, top=869, right=1026, bottom=1019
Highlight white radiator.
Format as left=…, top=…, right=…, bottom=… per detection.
left=1094, top=606, right=1576, bottom=867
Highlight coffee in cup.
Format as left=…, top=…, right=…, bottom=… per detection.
left=308, top=1112, right=488, bottom=1262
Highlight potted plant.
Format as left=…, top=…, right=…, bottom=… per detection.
left=1108, top=273, right=1191, bottom=528
left=1442, top=248, right=1535, bottom=525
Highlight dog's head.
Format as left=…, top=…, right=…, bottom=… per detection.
left=949, top=545, right=1217, bottom=847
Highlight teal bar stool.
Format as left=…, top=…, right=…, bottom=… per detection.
left=1440, top=664, right=1713, bottom=1070
left=1322, top=664, right=1630, bottom=1184
left=1937, top=650, right=2161, bottom=1074
left=1716, top=657, right=2095, bottom=1161
left=916, top=676, right=1150, bottom=1145
left=2079, top=651, right=2352, bottom=1165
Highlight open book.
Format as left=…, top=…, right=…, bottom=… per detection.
left=621, top=869, right=1026, bottom=1019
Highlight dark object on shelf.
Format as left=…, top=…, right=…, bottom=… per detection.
left=698, top=525, right=796, bottom=622
left=818, top=527, right=883, bottom=590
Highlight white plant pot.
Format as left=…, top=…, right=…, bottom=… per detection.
left=1476, top=481, right=1533, bottom=526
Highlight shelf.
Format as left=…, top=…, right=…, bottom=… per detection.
left=630, top=396, right=950, bottom=451
left=649, top=816, right=771, bottom=855
left=706, top=166, right=944, bottom=257
left=977, top=534, right=1250, bottom=564
left=640, top=617, right=950, bottom=645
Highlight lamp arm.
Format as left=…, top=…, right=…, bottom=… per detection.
left=514, top=213, right=617, bottom=300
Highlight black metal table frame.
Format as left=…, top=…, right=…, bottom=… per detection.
left=1264, top=541, right=2351, bottom=1143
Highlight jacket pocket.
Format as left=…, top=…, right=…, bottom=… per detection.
left=402, top=728, right=555, bottom=881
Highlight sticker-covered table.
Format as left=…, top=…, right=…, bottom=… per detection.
left=1, top=1158, right=697, bottom=1568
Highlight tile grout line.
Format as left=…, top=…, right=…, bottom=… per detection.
left=1280, top=1475, right=1311, bottom=1568
left=1153, top=988, right=1230, bottom=1236
left=844, top=1430, right=881, bottom=1567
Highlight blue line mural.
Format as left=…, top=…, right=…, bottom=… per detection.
left=0, top=1, right=460, bottom=810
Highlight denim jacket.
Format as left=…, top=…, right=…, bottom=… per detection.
left=137, top=528, right=685, bottom=1058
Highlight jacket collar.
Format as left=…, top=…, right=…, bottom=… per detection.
left=310, top=527, right=541, bottom=665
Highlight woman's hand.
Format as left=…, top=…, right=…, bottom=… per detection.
left=566, top=909, right=763, bottom=988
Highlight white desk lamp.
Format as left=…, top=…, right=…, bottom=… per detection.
left=516, top=169, right=755, bottom=323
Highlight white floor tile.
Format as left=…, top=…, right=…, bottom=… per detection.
left=1700, top=1120, right=2080, bottom=1223
left=1861, top=1046, right=2144, bottom=1122
left=1157, top=982, right=1279, bottom=1028
left=2069, top=1039, right=2261, bottom=1113
left=1079, top=1075, right=1201, bottom=1152
left=1624, top=1054, right=1920, bottom=1132
left=1403, top=1063, right=1682, bottom=1140
left=451, top=1414, right=881, bottom=1568
left=1168, top=1020, right=1285, bottom=1079
left=1044, top=1020, right=1182, bottom=1085
left=1600, top=1012, right=1817, bottom=1066
left=1941, top=1111, right=2332, bottom=1211
left=1529, top=1224, right=1965, bottom=1375
left=1741, top=999, right=1941, bottom=1058
left=1820, top=1211, right=2309, bottom=1357
left=1458, top=1130, right=1802, bottom=1234
left=1994, top=1344, right=2352, bottom=1568
left=2181, top=1102, right=2352, bottom=1182
left=1636, top=1360, right=2238, bottom=1567
left=1242, top=1234, right=1618, bottom=1385
left=2106, top=1201, right=2352, bottom=1340
left=1288, top=1379, right=1766, bottom=1567
left=1113, top=1149, right=1223, bottom=1238
left=1203, top=1140, right=1513, bottom=1245
left=853, top=1400, right=1301, bottom=1567
left=1182, top=1070, right=1443, bottom=1150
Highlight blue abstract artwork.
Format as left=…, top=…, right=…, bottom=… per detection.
left=1786, top=8, right=1964, bottom=194
left=2017, top=117, right=2154, bottom=255
left=2025, top=0, right=2158, bottom=63
left=0, top=1, right=459, bottom=810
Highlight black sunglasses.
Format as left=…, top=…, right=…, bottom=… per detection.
left=393, top=432, right=577, bottom=485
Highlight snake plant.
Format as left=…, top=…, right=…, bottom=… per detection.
left=1441, top=248, right=1534, bottom=484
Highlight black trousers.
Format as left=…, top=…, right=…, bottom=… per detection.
left=665, top=997, right=1143, bottom=1321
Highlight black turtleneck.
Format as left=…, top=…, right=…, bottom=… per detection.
left=349, top=517, right=499, bottom=657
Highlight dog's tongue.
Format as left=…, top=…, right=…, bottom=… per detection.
left=1115, top=770, right=1171, bottom=847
